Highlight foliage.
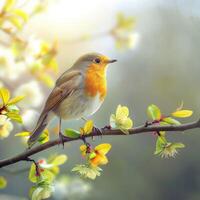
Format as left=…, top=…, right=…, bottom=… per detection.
left=15, top=129, right=50, bottom=145
left=0, top=1, right=197, bottom=200
left=147, top=103, right=193, bottom=158
left=0, top=176, right=7, bottom=189
left=28, top=154, right=67, bottom=200
left=72, top=143, right=111, bottom=180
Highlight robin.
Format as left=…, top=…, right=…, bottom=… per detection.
left=28, top=52, right=117, bottom=148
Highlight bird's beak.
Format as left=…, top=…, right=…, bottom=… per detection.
left=107, top=59, right=117, bottom=64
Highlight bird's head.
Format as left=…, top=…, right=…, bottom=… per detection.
left=73, top=52, right=117, bottom=72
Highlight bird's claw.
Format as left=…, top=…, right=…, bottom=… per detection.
left=92, top=126, right=103, bottom=138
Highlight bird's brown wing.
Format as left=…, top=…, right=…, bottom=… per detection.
left=28, top=70, right=83, bottom=147
left=42, top=70, right=83, bottom=115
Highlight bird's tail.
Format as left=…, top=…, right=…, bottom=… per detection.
left=27, top=112, right=51, bottom=148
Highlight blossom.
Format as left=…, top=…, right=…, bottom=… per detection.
left=80, top=143, right=111, bottom=167
left=72, top=164, right=102, bottom=180
left=0, top=49, right=26, bottom=80
left=53, top=176, right=91, bottom=199
left=112, top=13, right=139, bottom=50
left=110, top=105, right=133, bottom=134
left=160, top=143, right=185, bottom=158
left=21, top=109, right=39, bottom=130
left=0, top=117, right=13, bottom=139
left=14, top=81, right=44, bottom=108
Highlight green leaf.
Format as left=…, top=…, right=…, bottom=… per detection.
left=89, top=152, right=97, bottom=159
left=154, top=136, right=167, bottom=155
left=37, top=129, right=49, bottom=144
left=171, top=143, right=185, bottom=149
left=15, top=131, right=31, bottom=137
left=31, top=185, right=53, bottom=200
left=64, top=128, right=80, bottom=138
left=40, top=170, right=55, bottom=183
left=50, top=154, right=67, bottom=166
left=8, top=95, right=25, bottom=105
left=7, top=104, right=19, bottom=112
left=162, top=117, right=181, bottom=125
left=29, top=163, right=55, bottom=184
left=31, top=187, right=44, bottom=200
left=0, top=88, right=10, bottom=105
left=29, top=164, right=38, bottom=183
left=0, top=176, right=7, bottom=189
left=147, top=104, right=161, bottom=120
left=6, top=112, right=22, bottom=123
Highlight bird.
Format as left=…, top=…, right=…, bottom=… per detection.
left=27, top=52, right=117, bottom=148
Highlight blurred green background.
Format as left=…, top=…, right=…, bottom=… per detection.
left=1, top=0, right=200, bottom=199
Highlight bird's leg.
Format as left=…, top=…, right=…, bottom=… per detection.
left=58, top=118, right=65, bottom=148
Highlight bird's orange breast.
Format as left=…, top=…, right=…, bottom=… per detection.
left=84, top=64, right=107, bottom=100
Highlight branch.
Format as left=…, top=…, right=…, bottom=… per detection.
left=0, top=119, right=200, bottom=168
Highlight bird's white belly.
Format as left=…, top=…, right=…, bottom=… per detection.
left=55, top=91, right=103, bottom=120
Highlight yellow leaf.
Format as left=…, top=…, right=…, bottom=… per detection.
left=172, top=110, right=193, bottom=118
left=3, top=0, right=15, bottom=11
left=15, top=131, right=31, bottom=137
left=51, top=155, right=67, bottom=166
left=6, top=112, right=22, bottom=123
left=38, top=73, right=55, bottom=88
left=12, top=9, right=29, bottom=22
left=0, top=176, right=7, bottom=189
left=81, top=120, right=94, bottom=135
left=8, top=17, right=22, bottom=30
left=95, top=143, right=111, bottom=155
left=8, top=95, right=25, bottom=105
left=0, top=88, right=10, bottom=105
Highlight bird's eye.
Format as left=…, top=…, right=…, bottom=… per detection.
left=94, top=58, right=101, bottom=64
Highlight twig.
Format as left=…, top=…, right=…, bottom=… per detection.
left=0, top=119, right=200, bottom=168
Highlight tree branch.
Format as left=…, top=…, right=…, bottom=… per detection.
left=0, top=119, right=200, bottom=168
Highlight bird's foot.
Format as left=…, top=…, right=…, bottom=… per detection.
left=59, top=132, right=65, bottom=149
left=92, top=126, right=103, bottom=138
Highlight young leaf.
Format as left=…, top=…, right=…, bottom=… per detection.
left=0, top=176, right=7, bottom=189
left=31, top=185, right=53, bottom=200
left=162, top=117, right=181, bottom=125
left=40, top=170, right=55, bottom=183
left=29, top=164, right=38, bottom=183
left=2, top=0, right=15, bottom=11
left=15, top=131, right=31, bottom=137
left=12, top=9, right=29, bottom=22
left=154, top=136, right=167, bottom=155
left=147, top=104, right=161, bottom=120
left=0, top=88, right=10, bottom=105
left=8, top=95, right=25, bottom=105
left=172, top=110, right=193, bottom=118
left=8, top=17, right=23, bottom=30
left=64, top=128, right=80, bottom=138
left=6, top=112, right=22, bottom=123
left=50, top=154, right=67, bottom=166
left=80, top=120, right=94, bottom=135
left=37, top=129, right=49, bottom=144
